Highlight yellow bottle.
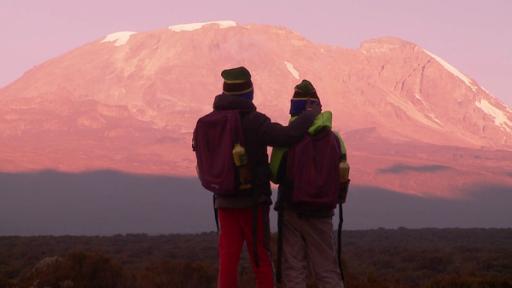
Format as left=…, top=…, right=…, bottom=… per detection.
left=339, top=161, right=350, bottom=183
left=232, top=144, right=248, bottom=166
left=232, top=144, right=252, bottom=190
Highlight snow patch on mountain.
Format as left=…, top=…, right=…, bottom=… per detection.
left=101, top=32, right=136, bottom=46
left=428, top=113, right=443, bottom=126
left=424, top=49, right=477, bottom=92
left=284, top=61, right=300, bottom=79
left=414, top=93, right=426, bottom=105
left=169, top=21, right=236, bottom=32
left=481, top=86, right=492, bottom=96
left=476, top=99, right=512, bottom=131
left=388, top=95, right=442, bottom=128
left=415, top=94, right=443, bottom=125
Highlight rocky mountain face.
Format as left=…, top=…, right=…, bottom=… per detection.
left=1, top=21, right=511, bottom=197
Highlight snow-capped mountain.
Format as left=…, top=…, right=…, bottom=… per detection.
left=1, top=21, right=511, bottom=197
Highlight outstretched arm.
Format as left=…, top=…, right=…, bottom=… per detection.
left=253, top=109, right=318, bottom=147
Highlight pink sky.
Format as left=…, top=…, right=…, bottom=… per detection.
left=1, top=0, right=511, bottom=105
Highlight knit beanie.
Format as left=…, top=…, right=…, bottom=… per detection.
left=290, top=79, right=320, bottom=116
left=221, top=66, right=254, bottom=95
left=293, top=79, right=319, bottom=100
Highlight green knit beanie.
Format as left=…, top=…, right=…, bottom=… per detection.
left=221, top=66, right=254, bottom=95
left=293, top=79, right=319, bottom=100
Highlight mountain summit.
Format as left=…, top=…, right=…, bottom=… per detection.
left=1, top=22, right=511, bottom=196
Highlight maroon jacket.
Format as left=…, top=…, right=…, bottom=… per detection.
left=212, top=94, right=317, bottom=208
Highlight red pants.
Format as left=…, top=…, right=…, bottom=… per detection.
left=217, top=206, right=274, bottom=288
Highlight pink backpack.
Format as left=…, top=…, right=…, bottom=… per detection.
left=286, top=129, right=341, bottom=210
left=193, top=110, right=244, bottom=196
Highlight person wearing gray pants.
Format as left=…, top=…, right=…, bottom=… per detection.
left=270, top=80, right=349, bottom=288
left=280, top=210, right=344, bottom=288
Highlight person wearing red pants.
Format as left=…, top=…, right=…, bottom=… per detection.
left=195, top=66, right=319, bottom=287
left=217, top=206, right=273, bottom=287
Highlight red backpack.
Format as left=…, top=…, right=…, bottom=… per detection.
left=192, top=110, right=244, bottom=196
left=286, top=129, right=342, bottom=210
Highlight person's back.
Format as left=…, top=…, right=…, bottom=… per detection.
left=194, top=67, right=319, bottom=288
left=271, top=80, right=349, bottom=288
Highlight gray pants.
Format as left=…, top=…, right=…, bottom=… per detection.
left=281, top=210, right=344, bottom=288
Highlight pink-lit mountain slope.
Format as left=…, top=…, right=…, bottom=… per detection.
left=1, top=21, right=511, bottom=197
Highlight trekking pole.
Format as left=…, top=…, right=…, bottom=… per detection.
left=213, top=196, right=220, bottom=232
left=338, top=202, right=345, bottom=283
left=276, top=209, right=284, bottom=284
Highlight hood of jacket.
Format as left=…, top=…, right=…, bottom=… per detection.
left=307, top=111, right=333, bottom=135
left=289, top=111, right=333, bottom=135
left=213, top=93, right=256, bottom=112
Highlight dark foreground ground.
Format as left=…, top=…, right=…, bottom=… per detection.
left=1, top=228, right=511, bottom=288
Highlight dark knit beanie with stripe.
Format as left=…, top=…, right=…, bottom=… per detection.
left=290, top=79, right=321, bottom=116
left=221, top=66, right=254, bottom=95
left=293, top=79, right=319, bottom=100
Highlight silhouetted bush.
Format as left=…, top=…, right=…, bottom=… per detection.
left=0, top=274, right=11, bottom=288
left=1, top=229, right=511, bottom=287
left=426, top=276, right=512, bottom=288
left=137, top=260, right=216, bottom=288
left=19, top=252, right=132, bottom=288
